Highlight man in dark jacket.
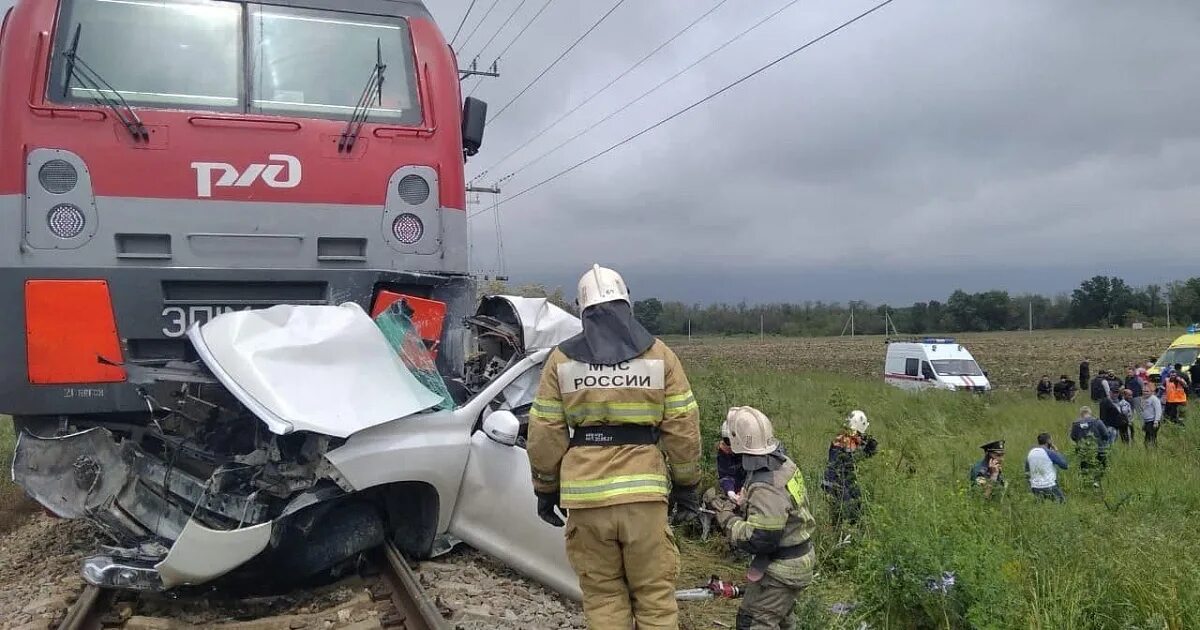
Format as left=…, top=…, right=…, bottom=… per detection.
left=1124, top=367, right=1144, bottom=400
left=716, top=421, right=746, bottom=501
left=1099, top=389, right=1130, bottom=443
left=1036, top=375, right=1053, bottom=400
left=1090, top=371, right=1109, bottom=402
left=1071, top=406, right=1110, bottom=486
left=1080, top=361, right=1090, bottom=395
left=1053, top=375, right=1077, bottom=401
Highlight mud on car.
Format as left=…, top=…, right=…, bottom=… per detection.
left=11, top=296, right=582, bottom=599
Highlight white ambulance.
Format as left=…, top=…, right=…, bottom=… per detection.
left=884, top=338, right=991, bottom=392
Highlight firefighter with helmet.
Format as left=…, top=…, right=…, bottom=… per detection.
left=707, top=406, right=816, bottom=630
left=821, top=409, right=877, bottom=526
left=526, top=264, right=702, bottom=629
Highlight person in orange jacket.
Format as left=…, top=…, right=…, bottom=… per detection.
left=1164, top=369, right=1188, bottom=426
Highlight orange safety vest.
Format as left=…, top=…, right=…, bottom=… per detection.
left=1166, top=380, right=1188, bottom=404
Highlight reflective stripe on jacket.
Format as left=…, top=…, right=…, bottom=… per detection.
left=526, top=339, right=702, bottom=509
left=726, top=456, right=816, bottom=588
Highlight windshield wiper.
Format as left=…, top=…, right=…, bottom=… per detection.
left=62, top=24, right=150, bottom=143
left=339, top=39, right=386, bottom=153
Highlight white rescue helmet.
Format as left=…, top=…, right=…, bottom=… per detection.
left=846, top=410, right=869, bottom=435
left=577, top=264, right=630, bottom=311
left=726, top=406, right=778, bottom=455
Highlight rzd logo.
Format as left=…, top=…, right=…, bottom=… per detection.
left=191, top=154, right=302, bottom=198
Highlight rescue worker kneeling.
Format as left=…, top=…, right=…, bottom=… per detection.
left=708, top=407, right=816, bottom=630
left=526, top=264, right=702, bottom=630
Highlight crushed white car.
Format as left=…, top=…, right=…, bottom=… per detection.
left=11, top=296, right=583, bottom=599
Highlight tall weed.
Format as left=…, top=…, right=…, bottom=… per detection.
left=688, top=368, right=1200, bottom=629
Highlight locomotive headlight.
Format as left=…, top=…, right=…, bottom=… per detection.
left=47, top=204, right=86, bottom=239
left=397, top=174, right=430, bottom=205
left=38, top=159, right=79, bottom=194
left=392, top=213, right=424, bottom=244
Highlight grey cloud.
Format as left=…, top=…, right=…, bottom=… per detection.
left=440, top=0, right=1200, bottom=302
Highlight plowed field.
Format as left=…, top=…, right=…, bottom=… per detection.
left=671, top=328, right=1180, bottom=391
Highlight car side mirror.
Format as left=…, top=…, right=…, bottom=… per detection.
left=462, top=97, right=487, bottom=158
left=482, top=410, right=519, bottom=446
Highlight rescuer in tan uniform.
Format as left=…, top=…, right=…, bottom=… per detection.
left=708, top=407, right=816, bottom=630
left=527, top=264, right=702, bottom=629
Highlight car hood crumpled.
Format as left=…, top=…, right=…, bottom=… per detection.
left=492, top=295, right=581, bottom=352
left=188, top=303, right=444, bottom=438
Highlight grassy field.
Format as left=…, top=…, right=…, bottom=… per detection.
left=674, top=330, right=1200, bottom=629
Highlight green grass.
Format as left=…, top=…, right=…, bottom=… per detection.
left=679, top=364, right=1200, bottom=630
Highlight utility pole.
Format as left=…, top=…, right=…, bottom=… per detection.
left=459, top=59, right=500, bottom=80
left=760, top=312, right=764, bottom=341
left=687, top=319, right=692, bottom=343
left=1029, top=301, right=1033, bottom=334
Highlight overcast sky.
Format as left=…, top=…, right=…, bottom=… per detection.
left=8, top=0, right=1196, bottom=304
left=428, top=0, right=1200, bottom=304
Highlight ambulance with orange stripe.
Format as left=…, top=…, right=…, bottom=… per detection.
left=884, top=338, right=992, bottom=392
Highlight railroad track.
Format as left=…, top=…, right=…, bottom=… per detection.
left=54, top=541, right=445, bottom=630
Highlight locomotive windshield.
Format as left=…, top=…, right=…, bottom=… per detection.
left=50, top=0, right=421, bottom=124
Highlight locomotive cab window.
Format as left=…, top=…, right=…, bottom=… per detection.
left=47, top=0, right=423, bottom=125
left=248, top=6, right=422, bottom=125
left=50, top=0, right=243, bottom=110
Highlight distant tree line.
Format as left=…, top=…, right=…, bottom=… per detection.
left=479, top=276, right=1200, bottom=337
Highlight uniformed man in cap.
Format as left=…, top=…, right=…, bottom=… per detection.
left=969, top=440, right=1006, bottom=499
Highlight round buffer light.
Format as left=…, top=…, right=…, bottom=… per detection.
left=397, top=174, right=430, bottom=205
left=392, top=213, right=424, bottom=244
left=39, top=159, right=79, bottom=194
left=47, top=203, right=86, bottom=239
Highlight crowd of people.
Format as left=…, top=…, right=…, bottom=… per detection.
left=989, top=358, right=1196, bottom=501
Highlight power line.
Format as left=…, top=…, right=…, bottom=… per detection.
left=466, top=0, right=554, bottom=99
left=483, top=0, right=804, bottom=182
left=469, top=0, right=898, bottom=219
left=467, top=0, right=527, bottom=64
left=487, top=0, right=627, bottom=124
left=475, top=0, right=730, bottom=180
left=457, top=0, right=504, bottom=53
left=450, top=0, right=480, bottom=47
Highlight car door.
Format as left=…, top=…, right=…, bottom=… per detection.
left=447, top=359, right=583, bottom=601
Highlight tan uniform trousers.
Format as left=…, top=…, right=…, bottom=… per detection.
left=564, top=501, right=679, bottom=629
left=736, top=574, right=804, bottom=630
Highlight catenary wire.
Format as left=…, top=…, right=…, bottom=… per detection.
left=474, top=0, right=730, bottom=180
left=450, top=0, right=479, bottom=47
left=487, top=0, right=627, bottom=124
left=466, top=0, right=554, bottom=98
left=467, top=0, right=527, bottom=65
left=469, top=0, right=898, bottom=219
left=457, top=0, right=504, bottom=54
left=481, top=0, right=805, bottom=182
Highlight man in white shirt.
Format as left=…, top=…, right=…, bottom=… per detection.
left=1140, top=388, right=1163, bottom=447
left=1025, top=433, right=1068, bottom=502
